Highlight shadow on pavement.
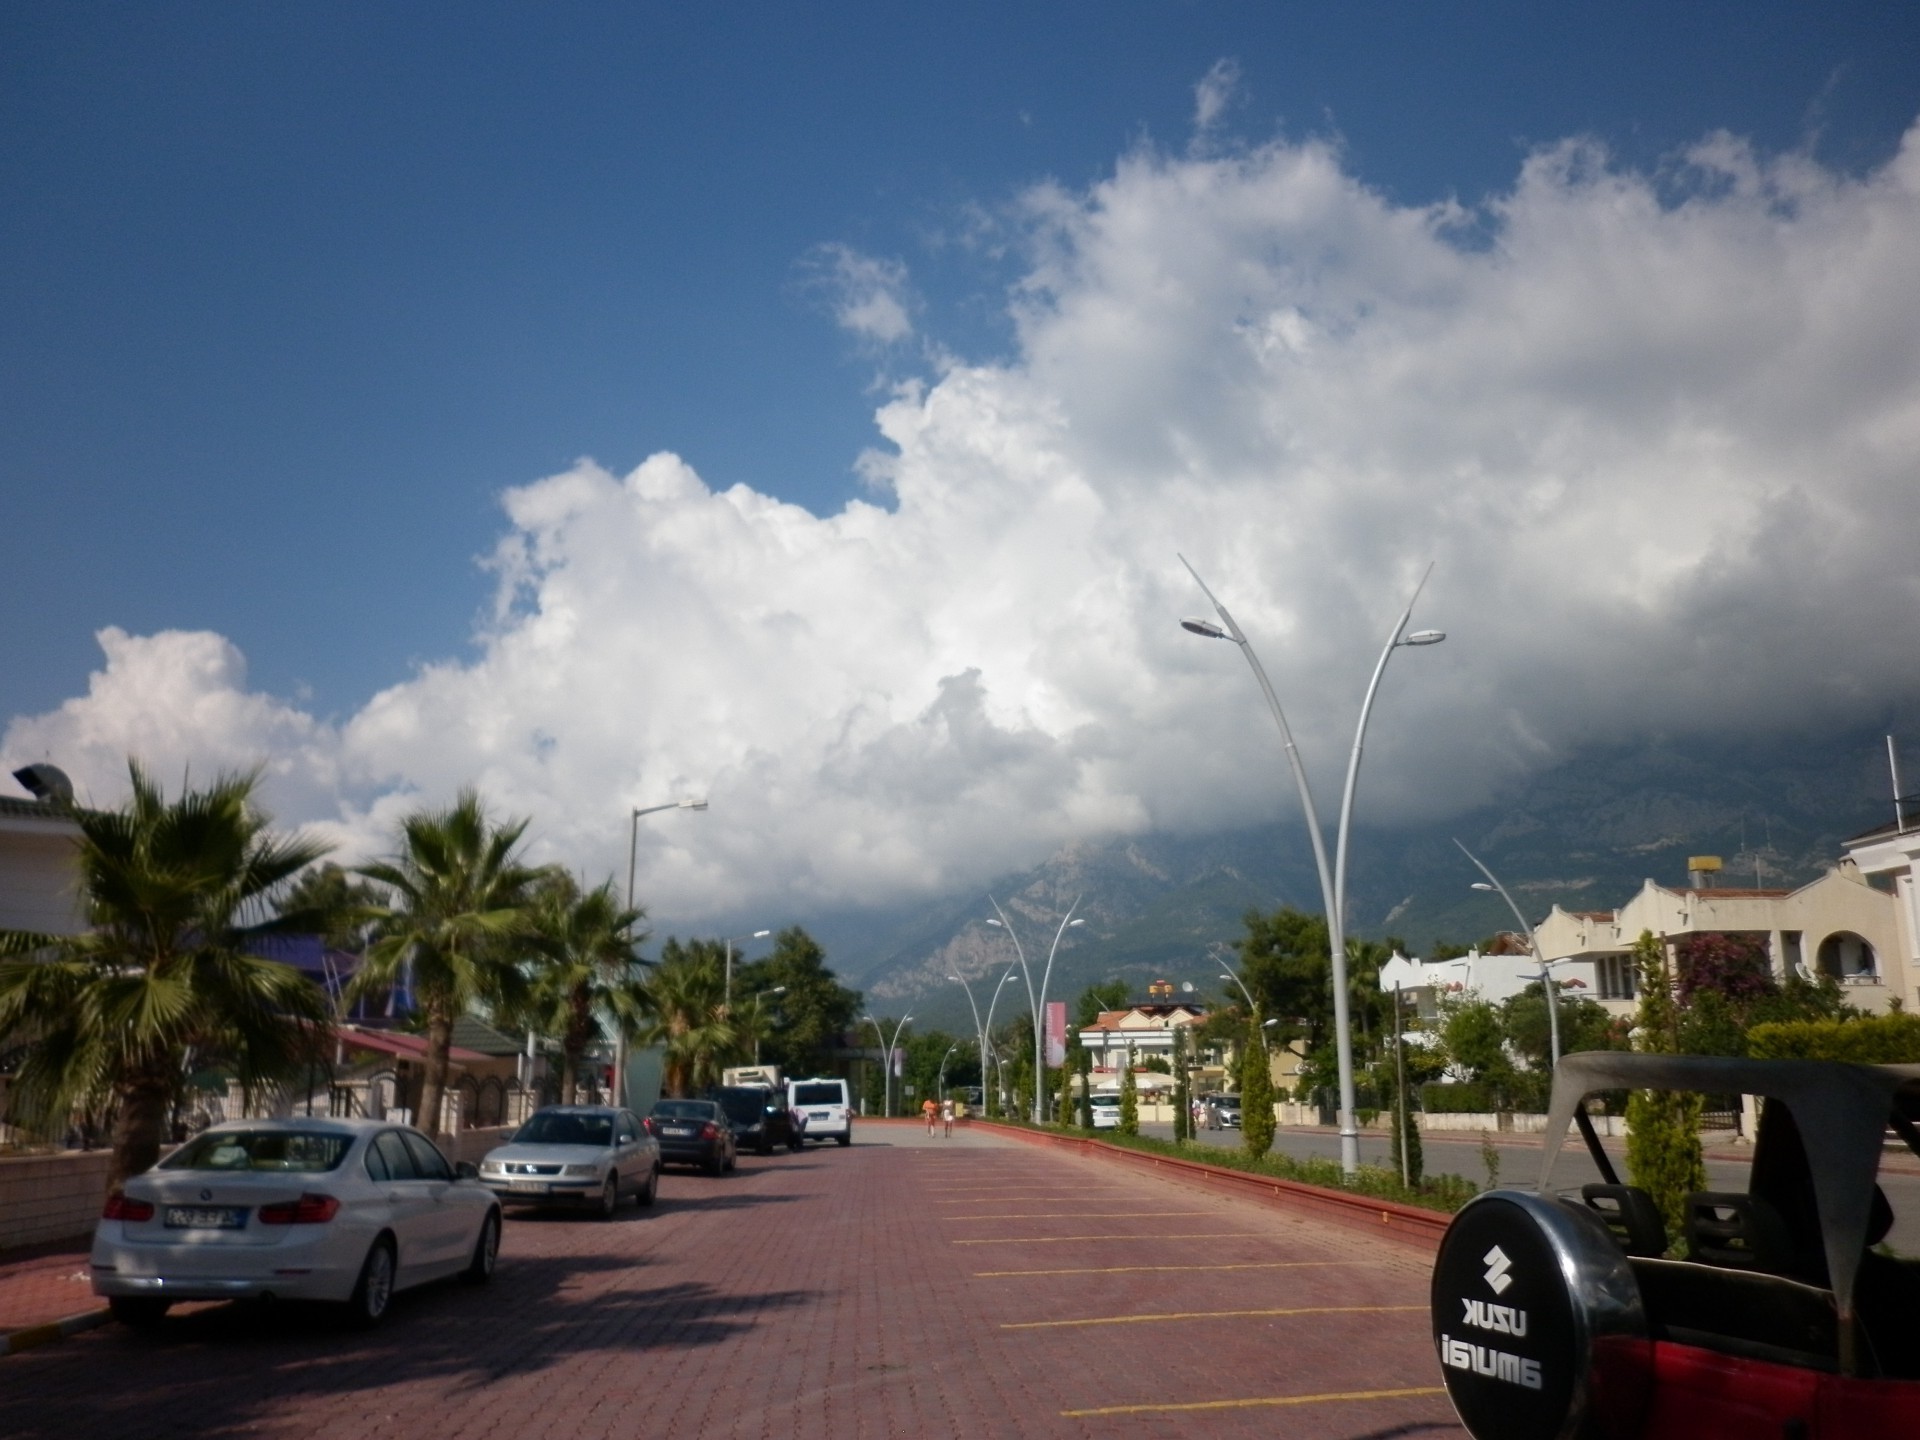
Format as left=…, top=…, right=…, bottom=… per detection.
left=0, top=1250, right=818, bottom=1440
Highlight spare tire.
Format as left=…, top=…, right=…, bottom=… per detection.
left=1431, top=1190, right=1652, bottom=1440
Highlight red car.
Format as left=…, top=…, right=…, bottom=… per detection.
left=1430, top=1051, right=1920, bottom=1440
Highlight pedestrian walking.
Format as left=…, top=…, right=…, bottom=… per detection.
left=922, top=1096, right=938, bottom=1134
left=940, top=1097, right=955, bottom=1137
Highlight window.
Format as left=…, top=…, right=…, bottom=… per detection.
left=368, top=1130, right=418, bottom=1182
left=400, top=1130, right=453, bottom=1181
left=161, top=1129, right=351, bottom=1173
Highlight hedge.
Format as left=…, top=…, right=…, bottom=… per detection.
left=1746, top=1012, right=1920, bottom=1064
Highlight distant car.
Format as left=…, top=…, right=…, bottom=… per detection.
left=1211, top=1094, right=1242, bottom=1129
left=479, top=1105, right=659, bottom=1216
left=711, top=1085, right=802, bottom=1155
left=1088, top=1094, right=1122, bottom=1130
left=645, top=1099, right=738, bottom=1174
left=90, top=1118, right=500, bottom=1330
left=788, top=1077, right=854, bottom=1146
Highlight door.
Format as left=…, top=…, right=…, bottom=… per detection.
left=365, top=1130, right=438, bottom=1283
left=398, top=1130, right=472, bottom=1274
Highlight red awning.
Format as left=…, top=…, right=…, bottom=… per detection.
left=337, top=1027, right=488, bottom=1064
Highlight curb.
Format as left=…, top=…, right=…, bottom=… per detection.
left=978, top=1123, right=1451, bottom=1252
left=0, top=1306, right=110, bottom=1358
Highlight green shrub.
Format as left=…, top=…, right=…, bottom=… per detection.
left=1747, top=1012, right=1920, bottom=1063
left=1624, top=931, right=1706, bottom=1243
left=1241, top=1030, right=1275, bottom=1159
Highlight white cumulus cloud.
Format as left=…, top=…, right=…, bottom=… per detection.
left=8, top=119, right=1920, bottom=925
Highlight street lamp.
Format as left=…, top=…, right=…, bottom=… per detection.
left=862, top=1013, right=913, bottom=1118
left=1180, top=555, right=1444, bottom=1176
left=937, top=1044, right=959, bottom=1103
left=720, top=929, right=772, bottom=1009
left=977, top=966, right=1021, bottom=1115
left=752, top=986, right=787, bottom=1066
left=1458, top=839, right=1565, bottom=1068
left=988, top=899, right=1086, bottom=1122
left=617, top=797, right=707, bottom=1105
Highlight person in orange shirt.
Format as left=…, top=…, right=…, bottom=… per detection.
left=922, top=1096, right=938, bottom=1134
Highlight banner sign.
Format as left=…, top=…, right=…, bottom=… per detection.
left=1045, top=1001, right=1067, bottom=1067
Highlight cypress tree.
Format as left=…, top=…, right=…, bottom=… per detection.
left=1241, top=1024, right=1276, bottom=1159
left=1624, top=930, right=1706, bottom=1244
left=1118, top=1061, right=1139, bottom=1135
left=1077, top=1046, right=1093, bottom=1128
left=1171, top=1026, right=1191, bottom=1142
left=1056, top=1052, right=1074, bottom=1126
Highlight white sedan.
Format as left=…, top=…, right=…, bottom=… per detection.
left=90, top=1116, right=501, bottom=1329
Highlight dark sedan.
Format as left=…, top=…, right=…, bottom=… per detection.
left=645, top=1099, right=737, bottom=1174
left=711, top=1085, right=802, bottom=1155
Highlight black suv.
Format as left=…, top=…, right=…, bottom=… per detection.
left=711, top=1085, right=802, bottom=1155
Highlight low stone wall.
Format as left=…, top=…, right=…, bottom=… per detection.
left=0, top=1149, right=113, bottom=1250
left=0, top=1126, right=519, bottom=1254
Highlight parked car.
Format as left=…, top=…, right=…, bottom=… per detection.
left=711, top=1085, right=801, bottom=1155
left=479, top=1105, right=659, bottom=1216
left=90, top=1117, right=500, bottom=1330
left=1088, top=1093, right=1122, bottom=1129
left=1430, top=1051, right=1920, bottom=1440
left=645, top=1099, right=738, bottom=1173
left=788, top=1077, right=854, bottom=1146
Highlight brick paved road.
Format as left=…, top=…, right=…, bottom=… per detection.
left=0, top=1126, right=1464, bottom=1439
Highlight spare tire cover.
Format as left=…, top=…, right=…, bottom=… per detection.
left=1431, top=1190, right=1650, bottom=1440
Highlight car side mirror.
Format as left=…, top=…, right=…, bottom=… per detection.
left=455, top=1160, right=480, bottom=1181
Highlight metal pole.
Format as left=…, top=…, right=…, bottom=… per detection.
left=1455, top=838, right=1560, bottom=1069
left=622, top=799, right=706, bottom=1106
left=1185, top=558, right=1441, bottom=1177
left=1218, top=968, right=1269, bottom=1050
left=1031, top=901, right=1083, bottom=1124
left=863, top=1016, right=888, bottom=1117
left=987, top=900, right=1041, bottom=1120
left=950, top=973, right=989, bottom=1119
left=1393, top=985, right=1410, bottom=1188
left=980, top=967, right=1019, bottom=1117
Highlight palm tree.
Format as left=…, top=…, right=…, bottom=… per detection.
left=347, top=790, right=542, bottom=1138
left=0, top=762, right=335, bottom=1193
left=518, top=873, right=649, bottom=1104
left=635, top=940, right=741, bottom=1097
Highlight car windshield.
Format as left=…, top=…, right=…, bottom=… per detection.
left=715, top=1088, right=772, bottom=1123
left=160, top=1129, right=351, bottom=1173
left=1090, top=1096, right=1119, bottom=1107
left=652, top=1101, right=717, bottom=1120
left=792, top=1084, right=843, bottom=1106
left=513, top=1111, right=614, bottom=1147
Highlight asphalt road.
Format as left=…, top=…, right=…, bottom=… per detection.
left=0, top=1126, right=1464, bottom=1440
left=1145, top=1121, right=1920, bottom=1255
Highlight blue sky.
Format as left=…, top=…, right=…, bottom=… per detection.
left=5, top=5, right=1920, bottom=922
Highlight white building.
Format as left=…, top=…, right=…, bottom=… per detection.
left=1841, top=806, right=1920, bottom=1013
left=0, top=794, right=85, bottom=937
left=1377, top=944, right=1588, bottom=1021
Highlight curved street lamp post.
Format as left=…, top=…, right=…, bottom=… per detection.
left=752, top=985, right=787, bottom=1066
left=1456, top=838, right=1567, bottom=1068
left=862, top=1013, right=914, bottom=1118
left=616, top=797, right=708, bottom=1106
left=988, top=898, right=1085, bottom=1123
left=1181, top=556, right=1444, bottom=1176
left=722, top=929, right=773, bottom=1010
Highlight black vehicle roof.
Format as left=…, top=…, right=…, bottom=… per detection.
left=1542, top=1052, right=1920, bottom=1320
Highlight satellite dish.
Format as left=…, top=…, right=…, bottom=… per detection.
left=12, top=763, right=73, bottom=805
left=1180, top=981, right=1195, bottom=992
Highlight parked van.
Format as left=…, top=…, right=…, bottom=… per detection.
left=1088, top=1093, right=1122, bottom=1130
left=787, top=1077, right=854, bottom=1146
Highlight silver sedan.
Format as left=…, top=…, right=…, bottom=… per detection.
left=90, top=1117, right=501, bottom=1329
left=479, top=1105, right=660, bottom=1217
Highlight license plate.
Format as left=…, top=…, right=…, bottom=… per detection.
left=663, top=1126, right=693, bottom=1137
left=508, top=1181, right=548, bottom=1195
left=809, top=1110, right=830, bottom=1119
left=165, top=1206, right=247, bottom=1230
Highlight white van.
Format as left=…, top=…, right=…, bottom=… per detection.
left=1088, top=1093, right=1122, bottom=1130
left=787, top=1077, right=854, bottom=1146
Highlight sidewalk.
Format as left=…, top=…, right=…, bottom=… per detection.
left=0, top=1237, right=106, bottom=1356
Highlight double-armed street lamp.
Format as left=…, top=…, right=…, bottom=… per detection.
left=752, top=985, right=787, bottom=1066
left=862, top=1013, right=913, bottom=1118
left=938, top=1045, right=959, bottom=1103
left=722, top=929, right=772, bottom=1009
left=1456, top=839, right=1568, bottom=1068
left=1180, top=556, right=1444, bottom=1176
left=616, top=797, right=708, bottom=1106
left=950, top=967, right=1016, bottom=1117
left=987, top=898, right=1086, bottom=1123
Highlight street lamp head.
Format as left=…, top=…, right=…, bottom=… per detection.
left=751, top=929, right=771, bottom=939
left=1470, top=882, right=1496, bottom=892
left=770, top=985, right=788, bottom=995
left=680, top=799, right=710, bottom=810
left=1263, top=1018, right=1280, bottom=1028
left=1180, top=617, right=1230, bottom=640
left=1219, top=973, right=1234, bottom=982
left=1067, top=918, right=1086, bottom=928
left=1402, top=629, right=1446, bottom=647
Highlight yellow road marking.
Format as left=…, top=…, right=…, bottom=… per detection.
left=1005, top=1303, right=1424, bottom=1331
left=1061, top=1385, right=1447, bottom=1418
left=947, top=1210, right=1214, bottom=1221
left=973, top=1260, right=1366, bottom=1277
left=952, top=1232, right=1265, bottom=1245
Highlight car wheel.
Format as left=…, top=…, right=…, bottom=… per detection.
left=836, top=1133, right=851, bottom=1147
left=346, top=1237, right=396, bottom=1328
left=109, top=1296, right=170, bottom=1330
left=705, top=1152, right=723, bottom=1176
left=758, top=1137, right=773, bottom=1156
left=788, top=1134, right=803, bottom=1153
left=636, top=1165, right=658, bottom=1208
left=597, top=1176, right=618, bottom=1219
left=462, top=1211, right=500, bottom=1284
